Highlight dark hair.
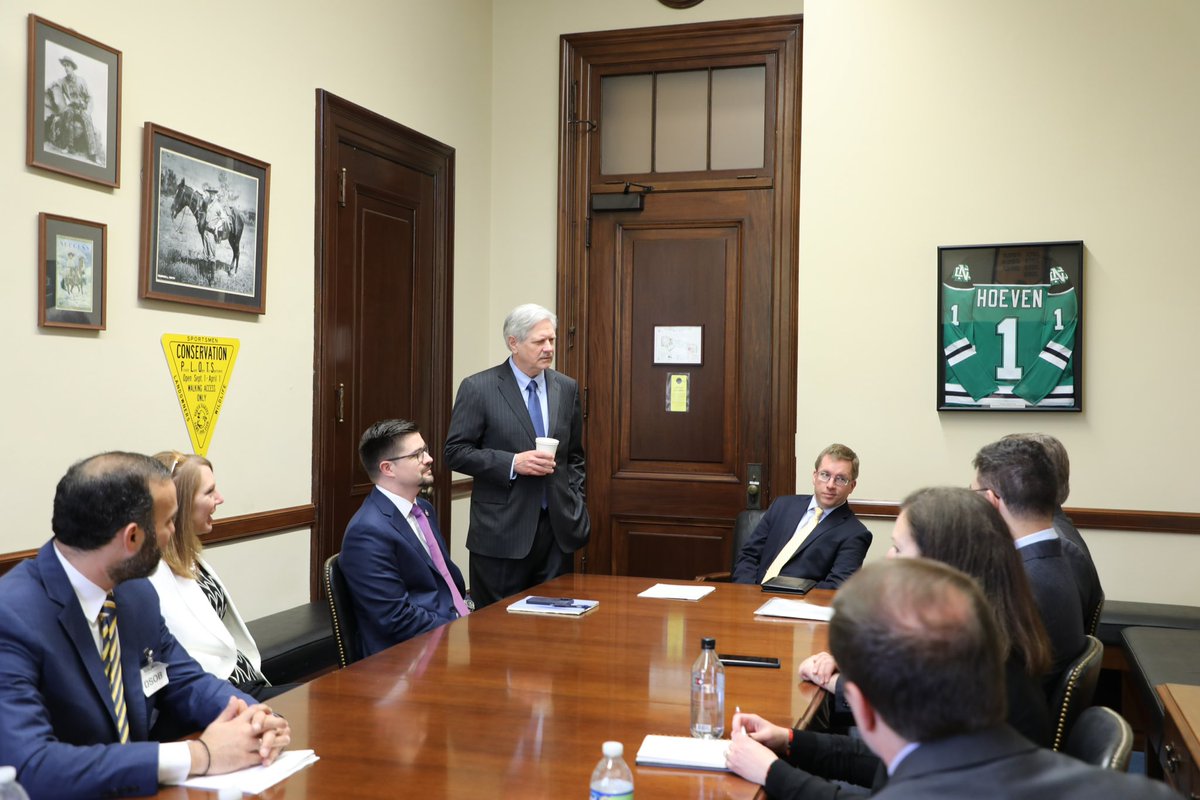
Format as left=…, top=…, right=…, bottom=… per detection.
left=972, top=438, right=1057, bottom=518
left=359, top=419, right=420, bottom=479
left=1003, top=432, right=1070, bottom=507
left=52, top=452, right=170, bottom=551
left=830, top=559, right=1006, bottom=742
left=900, top=487, right=1052, bottom=677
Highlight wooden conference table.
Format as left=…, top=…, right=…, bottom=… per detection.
left=155, top=575, right=832, bottom=799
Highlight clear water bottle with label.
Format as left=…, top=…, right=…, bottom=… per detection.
left=0, top=767, right=30, bottom=800
left=589, top=741, right=633, bottom=799
left=690, top=636, right=725, bottom=738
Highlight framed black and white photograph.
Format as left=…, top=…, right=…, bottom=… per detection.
left=938, top=241, right=1083, bottom=412
left=39, top=213, right=106, bottom=330
left=27, top=15, right=121, bottom=188
left=140, top=123, right=270, bottom=314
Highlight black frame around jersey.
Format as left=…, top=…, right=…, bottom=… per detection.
left=937, top=241, right=1083, bottom=412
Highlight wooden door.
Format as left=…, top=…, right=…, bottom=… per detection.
left=313, top=91, right=454, bottom=597
left=558, top=18, right=802, bottom=578
left=586, top=189, right=775, bottom=577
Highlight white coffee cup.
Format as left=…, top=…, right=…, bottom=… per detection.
left=535, top=437, right=559, bottom=457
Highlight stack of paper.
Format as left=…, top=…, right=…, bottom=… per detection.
left=181, top=749, right=319, bottom=793
left=506, top=597, right=599, bottom=616
left=636, top=583, right=716, bottom=601
left=753, top=597, right=835, bottom=622
left=635, top=735, right=730, bottom=771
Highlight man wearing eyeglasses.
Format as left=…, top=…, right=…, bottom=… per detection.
left=732, top=443, right=872, bottom=588
left=340, top=419, right=470, bottom=656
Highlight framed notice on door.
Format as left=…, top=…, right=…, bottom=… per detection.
left=937, top=241, right=1083, bottom=412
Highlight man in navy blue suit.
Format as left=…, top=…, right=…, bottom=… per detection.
left=732, top=443, right=872, bottom=588
left=341, top=419, right=470, bottom=657
left=0, top=452, right=289, bottom=799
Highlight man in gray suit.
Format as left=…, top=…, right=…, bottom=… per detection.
left=812, top=558, right=1175, bottom=799
left=445, top=304, right=589, bottom=607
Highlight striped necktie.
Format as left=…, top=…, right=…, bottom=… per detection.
left=98, top=593, right=130, bottom=744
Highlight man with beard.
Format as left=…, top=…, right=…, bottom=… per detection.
left=341, top=419, right=469, bottom=657
left=0, top=452, right=290, bottom=800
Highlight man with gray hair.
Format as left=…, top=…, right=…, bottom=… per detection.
left=445, top=303, right=589, bottom=607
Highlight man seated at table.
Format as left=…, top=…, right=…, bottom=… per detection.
left=731, top=558, right=1176, bottom=799
left=732, top=443, right=871, bottom=588
left=341, top=419, right=470, bottom=657
left=972, top=438, right=1085, bottom=680
left=0, top=452, right=289, bottom=800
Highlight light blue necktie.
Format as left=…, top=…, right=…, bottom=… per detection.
left=526, top=381, right=545, bottom=438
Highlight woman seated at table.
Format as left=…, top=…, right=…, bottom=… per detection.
left=149, top=451, right=285, bottom=701
left=727, top=486, right=1053, bottom=799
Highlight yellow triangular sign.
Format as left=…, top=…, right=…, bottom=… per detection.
left=161, top=334, right=240, bottom=457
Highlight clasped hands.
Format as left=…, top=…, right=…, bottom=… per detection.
left=191, top=696, right=291, bottom=776
left=726, top=651, right=841, bottom=785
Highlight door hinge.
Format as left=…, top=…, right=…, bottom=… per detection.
left=582, top=387, right=588, bottom=420
left=337, top=168, right=347, bottom=207
left=585, top=215, right=592, bottom=249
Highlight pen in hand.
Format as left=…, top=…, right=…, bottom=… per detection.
left=735, top=705, right=745, bottom=736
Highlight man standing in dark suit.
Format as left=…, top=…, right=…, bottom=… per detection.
left=735, top=558, right=1174, bottom=800
left=0, top=452, right=289, bottom=800
left=973, top=438, right=1086, bottom=680
left=444, top=304, right=589, bottom=608
left=341, top=419, right=470, bottom=656
left=732, top=443, right=871, bottom=588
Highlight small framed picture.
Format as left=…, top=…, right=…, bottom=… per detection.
left=938, top=241, right=1083, bottom=411
left=27, top=15, right=122, bottom=188
left=39, top=213, right=106, bottom=330
left=139, top=123, right=270, bottom=314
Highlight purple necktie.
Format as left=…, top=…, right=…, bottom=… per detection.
left=411, top=503, right=470, bottom=617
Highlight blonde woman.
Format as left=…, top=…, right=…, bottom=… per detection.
left=148, top=451, right=285, bottom=700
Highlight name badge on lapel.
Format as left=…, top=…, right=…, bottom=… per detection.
left=141, top=648, right=169, bottom=697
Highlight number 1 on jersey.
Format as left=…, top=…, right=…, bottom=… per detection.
left=995, top=317, right=1022, bottom=380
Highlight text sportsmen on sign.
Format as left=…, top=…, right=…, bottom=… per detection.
left=161, top=333, right=240, bottom=455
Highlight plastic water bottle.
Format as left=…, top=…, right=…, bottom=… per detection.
left=690, top=636, right=725, bottom=738
left=0, top=767, right=30, bottom=800
left=589, top=741, right=633, bottom=799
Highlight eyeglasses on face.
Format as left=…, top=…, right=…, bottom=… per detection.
left=816, top=470, right=852, bottom=488
left=383, top=445, right=430, bottom=463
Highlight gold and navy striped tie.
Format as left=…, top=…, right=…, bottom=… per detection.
left=98, top=593, right=130, bottom=744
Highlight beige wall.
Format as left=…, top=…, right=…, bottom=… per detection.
left=5, top=0, right=1198, bottom=615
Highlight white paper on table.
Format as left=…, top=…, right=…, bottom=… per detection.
left=179, top=749, right=319, bottom=794
left=754, top=597, right=834, bottom=622
left=637, top=583, right=716, bottom=601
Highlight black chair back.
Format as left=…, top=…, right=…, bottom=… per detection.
left=731, top=509, right=766, bottom=563
left=1049, top=634, right=1104, bottom=751
left=323, top=553, right=361, bottom=668
left=1086, top=593, right=1105, bottom=637
left=1062, top=706, right=1133, bottom=771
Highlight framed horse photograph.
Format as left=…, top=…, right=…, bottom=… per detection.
left=27, top=15, right=122, bottom=188
left=39, top=212, right=107, bottom=330
left=139, top=123, right=270, bottom=314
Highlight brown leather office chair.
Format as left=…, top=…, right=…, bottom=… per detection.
left=1049, top=634, right=1104, bottom=751
left=323, top=553, right=362, bottom=668
left=696, top=509, right=766, bottom=582
left=1062, top=706, right=1133, bottom=771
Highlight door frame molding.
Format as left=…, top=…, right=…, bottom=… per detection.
left=313, top=89, right=455, bottom=598
left=556, top=16, right=804, bottom=529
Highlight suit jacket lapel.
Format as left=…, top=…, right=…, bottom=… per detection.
left=39, top=542, right=124, bottom=739
left=793, top=500, right=844, bottom=557
left=114, top=583, right=151, bottom=740
left=496, top=361, right=537, bottom=441
left=372, top=488, right=436, bottom=571
left=545, top=370, right=561, bottom=437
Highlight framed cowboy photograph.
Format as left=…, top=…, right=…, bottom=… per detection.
left=39, top=212, right=106, bottom=330
left=27, top=15, right=122, bottom=188
left=937, top=240, right=1083, bottom=412
left=139, top=123, right=270, bottom=314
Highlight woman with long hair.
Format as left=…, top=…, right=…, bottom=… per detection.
left=727, top=487, right=1053, bottom=799
left=148, top=451, right=283, bottom=701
